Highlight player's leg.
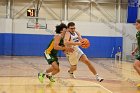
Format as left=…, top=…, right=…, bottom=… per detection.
left=38, top=60, right=53, bottom=83
left=133, top=52, right=140, bottom=87
left=134, top=52, right=140, bottom=75
left=51, top=61, right=60, bottom=75
left=38, top=62, right=59, bottom=83
left=38, top=54, right=58, bottom=83
left=45, top=61, right=59, bottom=82
left=66, top=52, right=79, bottom=79
left=134, top=60, right=140, bottom=75
left=133, top=60, right=140, bottom=88
left=80, top=54, right=104, bottom=82
left=45, top=55, right=59, bottom=82
left=46, top=66, right=53, bottom=73
left=80, top=54, right=97, bottom=74
left=38, top=67, right=53, bottom=83
left=67, top=47, right=84, bottom=79
left=68, top=65, right=77, bottom=78
left=68, top=65, right=77, bottom=72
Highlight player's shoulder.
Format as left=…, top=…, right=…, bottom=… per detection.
left=65, top=31, right=71, bottom=36
left=65, top=31, right=70, bottom=34
left=75, top=31, right=81, bottom=36
left=55, top=34, right=61, bottom=36
left=75, top=31, right=79, bottom=34
left=54, top=34, right=62, bottom=38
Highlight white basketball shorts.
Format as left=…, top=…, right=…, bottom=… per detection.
left=66, top=47, right=84, bottom=65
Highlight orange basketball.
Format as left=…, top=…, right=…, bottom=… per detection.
left=80, top=38, right=90, bottom=48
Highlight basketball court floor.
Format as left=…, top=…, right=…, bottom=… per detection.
left=0, top=56, right=140, bottom=93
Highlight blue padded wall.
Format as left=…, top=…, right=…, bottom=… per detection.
left=0, top=34, right=122, bottom=58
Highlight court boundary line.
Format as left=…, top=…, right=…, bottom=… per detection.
left=94, top=83, right=113, bottom=93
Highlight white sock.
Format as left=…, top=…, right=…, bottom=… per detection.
left=95, top=74, right=99, bottom=78
left=68, top=70, right=73, bottom=74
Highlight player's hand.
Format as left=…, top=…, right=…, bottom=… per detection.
left=131, top=51, right=135, bottom=56
left=64, top=47, right=74, bottom=53
left=77, top=42, right=82, bottom=46
left=79, top=39, right=87, bottom=46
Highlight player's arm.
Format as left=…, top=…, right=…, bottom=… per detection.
left=54, top=34, right=74, bottom=53
left=132, top=46, right=138, bottom=56
left=75, top=31, right=82, bottom=40
left=64, top=31, right=81, bottom=46
left=54, top=35, right=66, bottom=51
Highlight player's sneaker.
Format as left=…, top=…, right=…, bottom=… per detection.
left=38, top=72, right=45, bottom=83
left=46, top=75, right=55, bottom=82
left=96, top=76, right=104, bottom=82
left=68, top=70, right=76, bottom=79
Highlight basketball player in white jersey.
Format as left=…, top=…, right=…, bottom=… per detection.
left=64, top=22, right=104, bottom=82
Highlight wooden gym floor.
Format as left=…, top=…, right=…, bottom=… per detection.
left=0, top=56, right=140, bottom=93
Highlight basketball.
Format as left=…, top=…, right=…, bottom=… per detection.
left=80, top=38, right=90, bottom=48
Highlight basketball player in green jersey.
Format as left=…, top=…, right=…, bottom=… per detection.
left=38, top=23, right=73, bottom=83
left=132, top=19, right=140, bottom=87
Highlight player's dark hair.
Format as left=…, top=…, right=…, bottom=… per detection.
left=55, top=23, right=67, bottom=34
left=67, top=22, right=75, bottom=28
left=136, top=19, right=140, bottom=23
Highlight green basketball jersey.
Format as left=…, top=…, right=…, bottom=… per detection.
left=136, top=31, right=140, bottom=51
left=45, top=38, right=64, bottom=57
left=135, top=31, right=140, bottom=60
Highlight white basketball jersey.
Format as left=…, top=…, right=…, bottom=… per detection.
left=70, top=32, right=79, bottom=42
left=66, top=32, right=84, bottom=65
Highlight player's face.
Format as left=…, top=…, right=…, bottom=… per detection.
left=60, top=28, right=67, bottom=36
left=68, top=26, right=75, bottom=33
left=135, top=22, right=140, bottom=30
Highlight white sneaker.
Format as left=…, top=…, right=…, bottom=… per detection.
left=68, top=70, right=76, bottom=79
left=96, top=76, right=104, bottom=82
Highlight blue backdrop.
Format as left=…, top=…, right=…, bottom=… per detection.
left=127, top=0, right=138, bottom=23
left=0, top=33, right=122, bottom=58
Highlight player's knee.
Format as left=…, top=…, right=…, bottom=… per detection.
left=55, top=68, right=60, bottom=73
left=133, top=62, right=138, bottom=69
left=73, top=67, right=77, bottom=71
left=133, top=63, right=136, bottom=69
left=83, top=58, right=89, bottom=63
left=57, top=69, right=60, bottom=73
left=83, top=59, right=91, bottom=65
left=54, top=66, right=60, bottom=71
left=71, top=65, right=77, bottom=71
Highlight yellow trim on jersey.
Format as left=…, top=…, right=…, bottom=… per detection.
left=45, top=40, right=54, bottom=54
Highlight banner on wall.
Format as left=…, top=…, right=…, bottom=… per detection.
left=128, top=0, right=138, bottom=7
left=127, top=0, right=138, bottom=23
